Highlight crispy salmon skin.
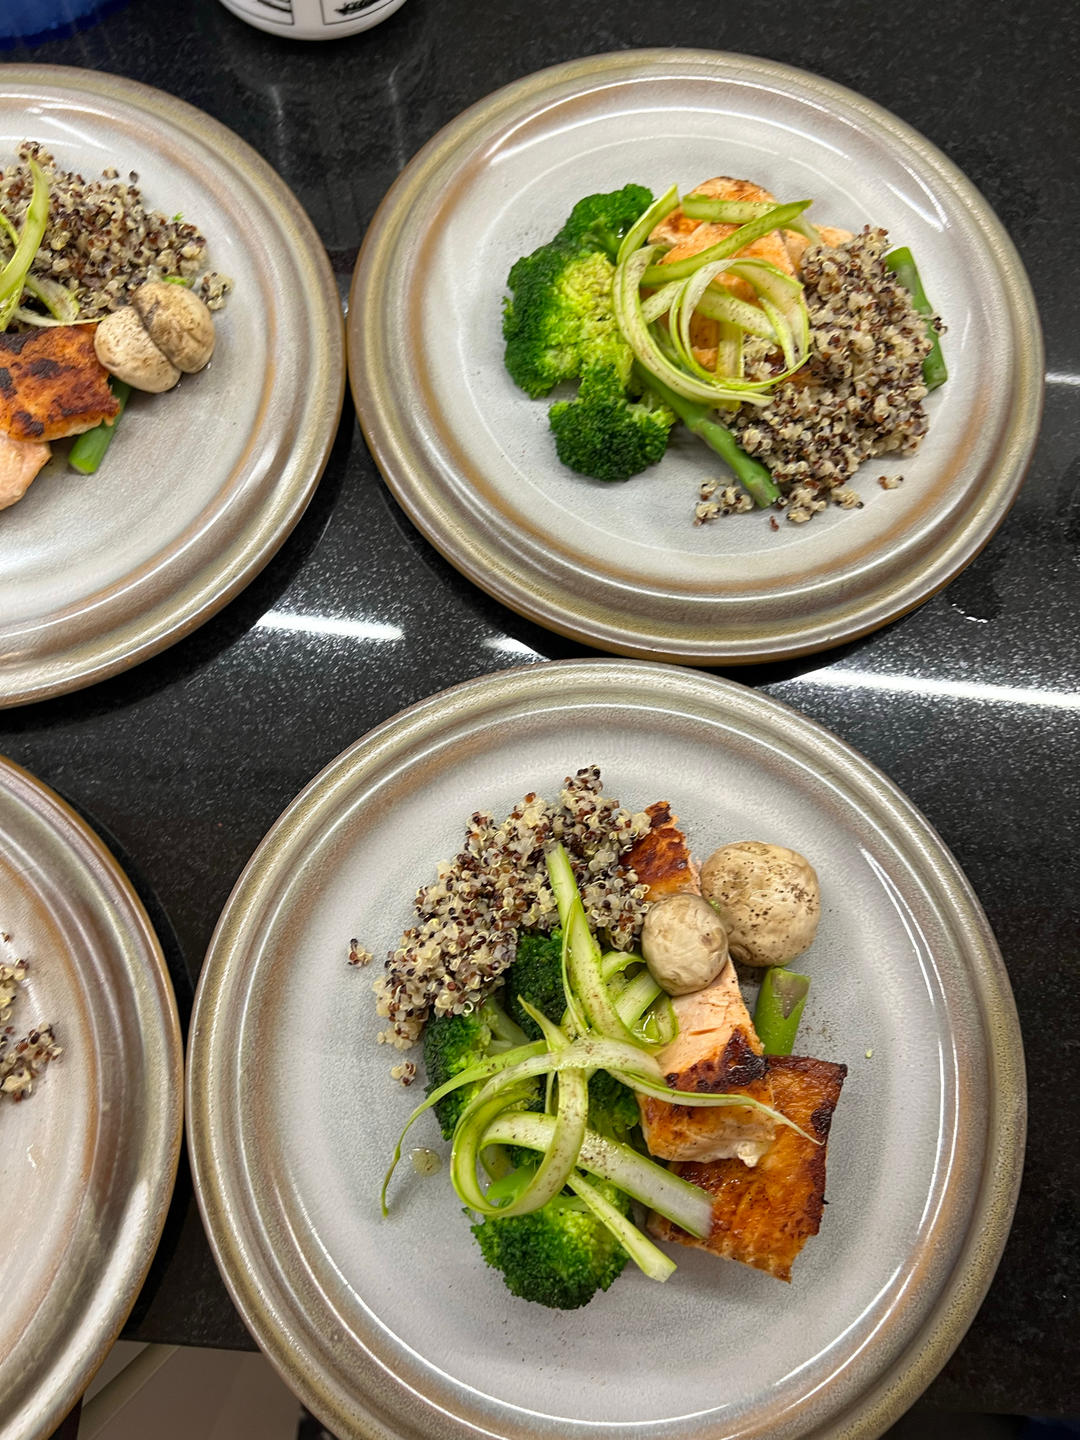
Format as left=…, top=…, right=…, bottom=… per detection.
left=0, top=325, right=119, bottom=442
left=623, top=801, right=700, bottom=900
left=650, top=1054, right=847, bottom=1281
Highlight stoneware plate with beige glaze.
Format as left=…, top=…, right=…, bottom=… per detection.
left=0, top=66, right=345, bottom=707
left=348, top=50, right=1042, bottom=665
left=0, top=755, right=183, bottom=1440
left=188, top=660, right=1025, bottom=1440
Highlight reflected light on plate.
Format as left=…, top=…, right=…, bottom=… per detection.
left=483, top=636, right=542, bottom=658
left=789, top=668, right=1079, bottom=711
left=258, top=610, right=404, bottom=643
left=1047, top=371, right=1080, bottom=386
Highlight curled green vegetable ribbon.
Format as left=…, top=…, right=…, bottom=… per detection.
left=0, top=159, right=50, bottom=332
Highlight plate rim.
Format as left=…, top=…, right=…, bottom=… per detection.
left=347, top=47, right=1044, bottom=666
left=187, top=658, right=1026, bottom=1440
left=0, top=63, right=345, bottom=708
left=0, top=752, right=184, bottom=1440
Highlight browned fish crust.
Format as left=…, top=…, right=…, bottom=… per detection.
left=623, top=801, right=699, bottom=900
left=650, top=1054, right=847, bottom=1281
left=0, top=325, right=119, bottom=442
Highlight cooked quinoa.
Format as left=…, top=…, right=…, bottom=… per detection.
left=371, top=766, right=652, bottom=1050
left=0, top=931, right=61, bottom=1103
left=696, top=228, right=934, bottom=527
left=0, top=143, right=232, bottom=326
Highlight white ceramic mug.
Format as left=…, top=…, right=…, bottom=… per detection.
left=217, top=0, right=407, bottom=40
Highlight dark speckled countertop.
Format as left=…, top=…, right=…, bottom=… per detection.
left=3, top=0, right=1078, bottom=1425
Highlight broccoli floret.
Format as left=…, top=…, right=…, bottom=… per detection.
left=502, top=184, right=677, bottom=483
left=502, top=183, right=657, bottom=404
left=422, top=998, right=532, bottom=1140
left=587, top=1069, right=642, bottom=1147
left=504, top=246, right=628, bottom=399
left=558, top=185, right=655, bottom=259
left=549, top=363, right=675, bottom=483
left=503, top=930, right=565, bottom=1038
left=471, top=1180, right=630, bottom=1309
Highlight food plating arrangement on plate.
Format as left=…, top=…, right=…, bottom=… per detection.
left=503, top=176, right=946, bottom=527
left=349, top=51, right=1041, bottom=665
left=0, top=143, right=229, bottom=511
left=369, top=766, right=847, bottom=1309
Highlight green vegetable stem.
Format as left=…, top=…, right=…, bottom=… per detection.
left=634, top=364, right=780, bottom=508
left=0, top=158, right=49, bottom=332
left=68, top=380, right=132, bottom=476
left=752, top=967, right=810, bottom=1056
left=883, top=246, right=947, bottom=392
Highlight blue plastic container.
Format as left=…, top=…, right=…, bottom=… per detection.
left=0, top=0, right=127, bottom=46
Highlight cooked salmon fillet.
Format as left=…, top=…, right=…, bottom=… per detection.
left=0, top=325, right=118, bottom=443
left=649, top=1054, right=846, bottom=1281
left=627, top=804, right=776, bottom=1165
left=0, top=431, right=51, bottom=510
left=638, top=963, right=777, bottom=1166
left=650, top=178, right=797, bottom=321
left=623, top=801, right=700, bottom=900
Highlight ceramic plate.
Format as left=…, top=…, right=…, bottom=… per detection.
left=348, top=50, right=1042, bottom=664
left=0, top=65, right=345, bottom=707
left=188, top=661, right=1024, bottom=1440
left=0, top=755, right=183, bottom=1440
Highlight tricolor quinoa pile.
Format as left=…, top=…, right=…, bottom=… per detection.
left=0, top=143, right=231, bottom=325
left=372, top=767, right=653, bottom=1050
left=698, top=228, right=934, bottom=526
left=0, top=931, right=61, bottom=1103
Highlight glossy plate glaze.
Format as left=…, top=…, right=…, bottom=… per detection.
left=0, top=755, right=183, bottom=1440
left=188, top=661, right=1025, bottom=1440
left=0, top=66, right=345, bottom=706
left=349, top=50, right=1042, bottom=665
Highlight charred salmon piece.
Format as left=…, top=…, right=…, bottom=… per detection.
left=783, top=225, right=855, bottom=273
left=638, top=963, right=777, bottom=1166
left=0, top=431, right=51, bottom=510
left=649, top=1053, right=847, bottom=1281
left=622, top=801, right=700, bottom=901
left=0, top=325, right=119, bottom=443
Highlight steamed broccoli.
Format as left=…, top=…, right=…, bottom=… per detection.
left=422, top=998, right=532, bottom=1140
left=503, top=245, right=627, bottom=400
left=470, top=1178, right=631, bottom=1309
left=502, top=930, right=643, bottom=1148
left=502, top=185, right=676, bottom=482
left=586, top=1068, right=642, bottom=1147
left=503, top=929, right=565, bottom=1038
left=549, top=363, right=674, bottom=483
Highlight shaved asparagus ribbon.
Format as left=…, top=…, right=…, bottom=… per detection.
left=681, top=191, right=821, bottom=245
left=0, top=159, right=50, bottom=332
left=612, top=193, right=814, bottom=423
left=384, top=843, right=816, bottom=1284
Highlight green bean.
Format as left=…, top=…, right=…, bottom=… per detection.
left=68, top=380, right=131, bottom=475
left=752, top=967, right=810, bottom=1056
left=634, top=364, right=780, bottom=507
left=884, top=246, right=947, bottom=391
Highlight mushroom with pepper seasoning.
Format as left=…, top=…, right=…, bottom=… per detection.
left=94, top=279, right=215, bottom=393
left=641, top=891, right=730, bottom=996
left=699, top=841, right=820, bottom=968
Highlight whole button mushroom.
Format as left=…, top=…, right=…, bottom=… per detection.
left=700, top=842, right=820, bottom=968
left=94, top=306, right=180, bottom=393
left=133, top=282, right=215, bottom=373
left=94, top=281, right=215, bottom=393
left=641, top=892, right=730, bottom=996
